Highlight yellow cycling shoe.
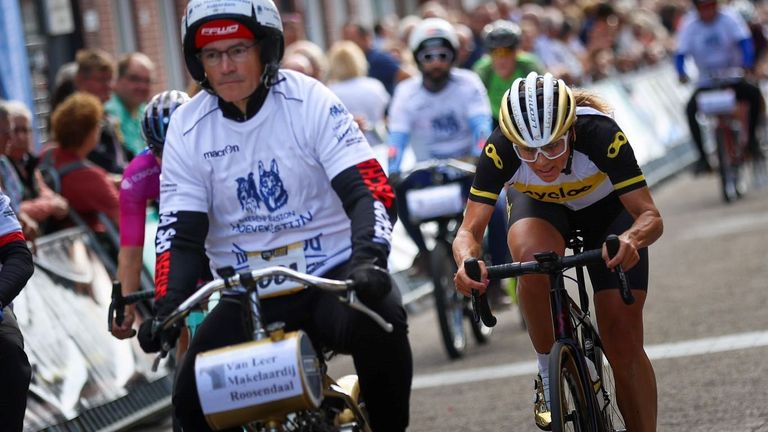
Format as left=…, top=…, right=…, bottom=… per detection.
left=534, top=375, right=552, bottom=431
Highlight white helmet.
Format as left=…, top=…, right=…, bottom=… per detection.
left=181, top=0, right=284, bottom=89
left=408, top=18, right=459, bottom=58
left=499, top=72, right=576, bottom=148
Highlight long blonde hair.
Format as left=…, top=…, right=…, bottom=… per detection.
left=573, top=89, right=613, bottom=116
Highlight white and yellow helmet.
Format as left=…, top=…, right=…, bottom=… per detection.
left=499, top=72, right=576, bottom=147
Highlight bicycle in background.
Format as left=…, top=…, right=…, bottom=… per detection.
left=696, top=69, right=766, bottom=202
left=394, top=158, right=493, bottom=359
left=467, top=233, right=630, bottom=432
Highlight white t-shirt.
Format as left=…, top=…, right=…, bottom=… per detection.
left=388, top=68, right=491, bottom=162
left=328, top=76, right=390, bottom=145
left=676, top=7, right=751, bottom=85
left=160, top=70, right=377, bottom=277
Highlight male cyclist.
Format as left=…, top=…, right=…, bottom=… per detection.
left=111, top=90, right=191, bottom=341
left=388, top=18, right=507, bottom=286
left=453, top=72, right=663, bottom=432
left=675, top=0, right=764, bottom=174
left=472, top=19, right=543, bottom=128
left=136, top=1, right=411, bottom=431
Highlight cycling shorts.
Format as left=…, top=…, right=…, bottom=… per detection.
left=506, top=189, right=649, bottom=291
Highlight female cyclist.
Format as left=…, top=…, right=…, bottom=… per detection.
left=452, top=72, right=663, bottom=432
left=110, top=90, right=190, bottom=340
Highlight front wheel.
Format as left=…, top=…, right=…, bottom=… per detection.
left=430, top=241, right=467, bottom=359
left=585, top=330, right=626, bottom=432
left=550, top=342, right=596, bottom=432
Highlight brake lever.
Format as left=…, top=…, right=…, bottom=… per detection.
left=605, top=234, right=634, bottom=305
left=464, top=259, right=497, bottom=327
left=345, top=290, right=394, bottom=333
left=109, top=281, right=125, bottom=332
left=152, top=349, right=168, bottom=372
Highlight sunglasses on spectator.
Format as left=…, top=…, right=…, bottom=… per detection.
left=490, top=47, right=516, bottom=58
left=417, top=49, right=454, bottom=64
left=513, top=132, right=570, bottom=162
left=13, top=126, right=31, bottom=135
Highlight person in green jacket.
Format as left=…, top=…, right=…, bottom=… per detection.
left=473, top=20, right=543, bottom=128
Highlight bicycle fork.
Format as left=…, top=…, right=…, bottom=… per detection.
left=540, top=254, right=603, bottom=429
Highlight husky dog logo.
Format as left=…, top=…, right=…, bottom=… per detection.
left=235, top=172, right=262, bottom=212
left=236, top=159, right=289, bottom=213
left=259, top=159, right=289, bottom=212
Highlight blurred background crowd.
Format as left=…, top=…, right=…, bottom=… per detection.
left=1, top=0, right=767, bottom=253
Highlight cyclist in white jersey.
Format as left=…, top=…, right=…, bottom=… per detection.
left=135, top=1, right=411, bottom=431
left=675, top=0, right=764, bottom=173
left=388, top=18, right=508, bottom=279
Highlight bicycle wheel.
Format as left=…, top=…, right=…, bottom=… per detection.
left=430, top=241, right=467, bottom=359
left=587, top=329, right=626, bottom=432
left=550, top=341, right=594, bottom=432
left=716, top=125, right=742, bottom=202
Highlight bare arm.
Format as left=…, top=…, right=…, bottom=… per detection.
left=609, top=187, right=664, bottom=270
left=112, top=246, right=144, bottom=339
left=452, top=200, right=496, bottom=297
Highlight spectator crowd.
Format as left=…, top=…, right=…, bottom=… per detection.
left=0, top=0, right=765, bottom=249
left=0, top=0, right=763, bottom=256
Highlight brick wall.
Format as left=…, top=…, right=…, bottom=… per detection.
left=132, top=0, right=169, bottom=95
left=79, top=0, right=118, bottom=54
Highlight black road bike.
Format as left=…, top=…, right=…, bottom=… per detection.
left=466, top=233, right=631, bottom=432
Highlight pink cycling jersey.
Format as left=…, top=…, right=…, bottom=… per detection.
left=119, top=150, right=160, bottom=246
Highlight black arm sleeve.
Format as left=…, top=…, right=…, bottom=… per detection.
left=331, top=159, right=396, bottom=270
left=0, top=240, right=34, bottom=306
left=154, top=211, right=208, bottom=318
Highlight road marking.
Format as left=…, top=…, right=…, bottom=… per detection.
left=413, top=330, right=768, bottom=390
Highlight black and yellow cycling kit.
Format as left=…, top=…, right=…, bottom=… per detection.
left=469, top=107, right=650, bottom=291
left=470, top=107, right=646, bottom=209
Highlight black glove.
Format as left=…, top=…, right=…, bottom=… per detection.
left=137, top=318, right=181, bottom=353
left=349, top=262, right=392, bottom=305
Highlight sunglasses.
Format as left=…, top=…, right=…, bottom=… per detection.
left=417, top=49, right=454, bottom=64
left=513, top=132, right=570, bottom=162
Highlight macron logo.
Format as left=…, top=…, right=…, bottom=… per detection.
left=201, top=24, right=239, bottom=36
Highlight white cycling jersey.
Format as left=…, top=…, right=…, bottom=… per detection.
left=676, top=6, right=751, bottom=86
left=388, top=68, right=491, bottom=161
left=160, top=70, right=378, bottom=279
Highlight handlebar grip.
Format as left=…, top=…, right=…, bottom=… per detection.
left=464, top=259, right=497, bottom=328
left=605, top=235, right=634, bottom=305
left=605, top=234, right=619, bottom=258
left=123, top=290, right=156, bottom=304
